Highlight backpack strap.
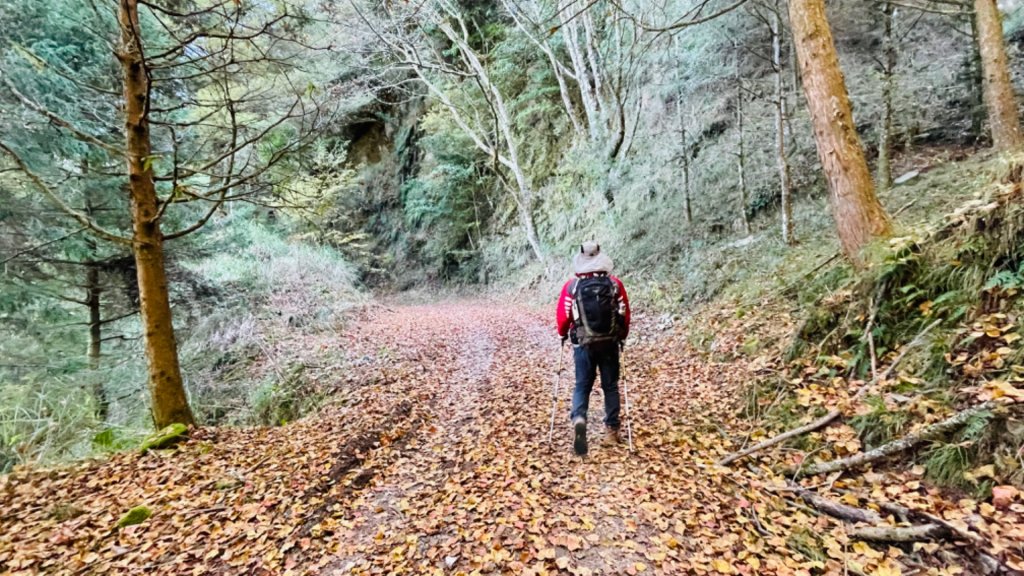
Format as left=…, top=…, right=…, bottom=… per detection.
left=569, top=278, right=580, bottom=322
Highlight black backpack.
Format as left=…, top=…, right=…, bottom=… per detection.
left=571, top=275, right=620, bottom=346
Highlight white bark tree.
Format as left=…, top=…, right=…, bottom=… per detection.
left=355, top=0, right=546, bottom=263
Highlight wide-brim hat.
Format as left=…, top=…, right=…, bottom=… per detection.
left=573, top=241, right=614, bottom=275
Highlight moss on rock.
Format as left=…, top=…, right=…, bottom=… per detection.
left=117, top=505, right=152, bottom=528
left=139, top=423, right=188, bottom=453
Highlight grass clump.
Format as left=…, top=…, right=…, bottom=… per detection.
left=850, top=396, right=911, bottom=449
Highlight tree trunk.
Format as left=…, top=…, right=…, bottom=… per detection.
left=679, top=102, right=693, bottom=225
left=85, top=264, right=101, bottom=371
left=969, top=15, right=986, bottom=139
left=83, top=162, right=108, bottom=420
left=521, top=201, right=545, bottom=265
left=773, top=2, right=795, bottom=245
left=736, top=77, right=751, bottom=236
left=673, top=36, right=693, bottom=225
left=550, top=54, right=586, bottom=138
left=581, top=9, right=605, bottom=116
left=85, top=261, right=108, bottom=421
left=560, top=0, right=602, bottom=139
left=118, top=0, right=195, bottom=429
left=974, top=0, right=1023, bottom=151
left=877, top=1, right=897, bottom=193
left=790, top=0, right=892, bottom=262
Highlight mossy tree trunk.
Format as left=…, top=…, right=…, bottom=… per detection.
left=790, top=0, right=892, bottom=262
left=118, top=0, right=195, bottom=429
left=974, top=0, right=1023, bottom=151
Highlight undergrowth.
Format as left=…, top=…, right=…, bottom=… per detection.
left=721, top=152, right=1024, bottom=490
left=0, top=221, right=362, bottom=472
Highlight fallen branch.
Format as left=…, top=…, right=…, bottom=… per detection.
left=874, top=498, right=1010, bottom=572
left=719, top=410, right=841, bottom=465
left=786, top=482, right=882, bottom=524
left=780, top=484, right=1012, bottom=572
left=849, top=523, right=947, bottom=543
left=718, top=319, right=942, bottom=466
left=876, top=501, right=983, bottom=544
left=793, top=401, right=997, bottom=477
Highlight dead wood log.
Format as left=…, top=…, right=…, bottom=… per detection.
left=786, top=482, right=883, bottom=524
left=793, top=402, right=997, bottom=476
left=780, top=485, right=1012, bottom=572
left=849, top=523, right=948, bottom=542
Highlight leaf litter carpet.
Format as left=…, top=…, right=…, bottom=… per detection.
left=1, top=303, right=1021, bottom=575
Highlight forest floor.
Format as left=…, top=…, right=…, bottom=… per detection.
left=1, top=301, right=1022, bottom=575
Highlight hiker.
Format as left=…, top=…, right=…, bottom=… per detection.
left=556, top=242, right=631, bottom=456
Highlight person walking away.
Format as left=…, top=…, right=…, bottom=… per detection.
left=555, top=242, right=631, bottom=456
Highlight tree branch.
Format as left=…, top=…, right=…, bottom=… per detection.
left=0, top=142, right=132, bottom=246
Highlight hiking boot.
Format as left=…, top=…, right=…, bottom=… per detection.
left=572, top=417, right=588, bottom=456
left=602, top=426, right=622, bottom=445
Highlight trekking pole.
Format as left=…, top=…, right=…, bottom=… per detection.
left=548, top=340, right=566, bottom=445
left=620, top=342, right=634, bottom=452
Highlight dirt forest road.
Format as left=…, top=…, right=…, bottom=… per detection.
left=0, top=301, right=829, bottom=575
left=316, top=302, right=769, bottom=575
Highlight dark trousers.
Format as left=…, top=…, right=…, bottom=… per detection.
left=570, top=342, right=621, bottom=429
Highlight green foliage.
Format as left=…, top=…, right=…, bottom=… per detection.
left=923, top=442, right=972, bottom=490
left=249, top=364, right=324, bottom=427
left=850, top=397, right=911, bottom=449
left=92, top=428, right=139, bottom=453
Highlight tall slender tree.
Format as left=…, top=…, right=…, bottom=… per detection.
left=974, top=0, right=1022, bottom=151
left=117, top=0, right=193, bottom=427
left=877, top=1, right=898, bottom=192
left=2, top=0, right=330, bottom=428
left=790, top=0, right=892, bottom=261
left=770, top=0, right=795, bottom=245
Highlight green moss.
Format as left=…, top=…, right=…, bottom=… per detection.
left=117, top=505, right=152, bottom=528
left=139, top=423, right=188, bottom=453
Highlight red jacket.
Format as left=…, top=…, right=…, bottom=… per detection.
left=556, top=274, right=631, bottom=341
